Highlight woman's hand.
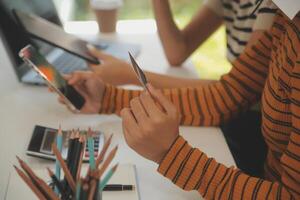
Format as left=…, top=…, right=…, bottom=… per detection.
left=121, top=84, right=180, bottom=164
left=58, top=71, right=105, bottom=114
left=87, top=45, right=136, bottom=86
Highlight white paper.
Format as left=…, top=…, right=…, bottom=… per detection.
left=272, top=0, right=300, bottom=20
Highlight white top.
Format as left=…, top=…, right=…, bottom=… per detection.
left=204, top=0, right=276, bottom=62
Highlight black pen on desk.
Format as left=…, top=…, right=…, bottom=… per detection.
left=103, top=184, right=135, bottom=191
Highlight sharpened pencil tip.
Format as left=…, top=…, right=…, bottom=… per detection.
left=112, top=163, right=119, bottom=171
left=58, top=124, right=62, bottom=135
left=108, top=134, right=113, bottom=141
left=16, top=155, right=21, bottom=162
left=46, top=167, right=54, bottom=176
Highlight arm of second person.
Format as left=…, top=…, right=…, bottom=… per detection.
left=151, top=0, right=222, bottom=66
left=87, top=46, right=215, bottom=88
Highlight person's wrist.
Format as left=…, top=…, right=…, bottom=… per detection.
left=154, top=135, right=180, bottom=164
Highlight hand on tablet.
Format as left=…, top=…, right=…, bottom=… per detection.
left=57, top=71, right=105, bottom=114
left=87, top=45, right=136, bottom=86
left=120, top=84, right=180, bottom=164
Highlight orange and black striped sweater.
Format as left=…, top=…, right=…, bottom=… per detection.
left=100, top=12, right=300, bottom=199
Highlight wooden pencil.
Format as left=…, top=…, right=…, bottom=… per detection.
left=16, top=156, right=58, bottom=199
left=76, top=134, right=85, bottom=181
left=52, top=143, right=76, bottom=192
left=95, top=134, right=113, bottom=167
left=94, top=146, right=118, bottom=179
left=88, top=179, right=97, bottom=200
left=99, top=163, right=119, bottom=191
left=13, top=165, right=47, bottom=200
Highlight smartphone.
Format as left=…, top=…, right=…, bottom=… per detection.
left=19, top=45, right=85, bottom=112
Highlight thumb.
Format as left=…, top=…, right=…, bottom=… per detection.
left=86, top=44, right=111, bottom=60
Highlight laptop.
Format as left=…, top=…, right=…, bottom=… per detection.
left=0, top=0, right=140, bottom=85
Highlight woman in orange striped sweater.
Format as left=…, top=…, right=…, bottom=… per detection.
left=61, top=9, right=300, bottom=199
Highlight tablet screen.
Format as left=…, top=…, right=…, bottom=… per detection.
left=14, top=9, right=100, bottom=64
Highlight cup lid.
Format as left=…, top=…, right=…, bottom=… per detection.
left=90, top=0, right=123, bottom=10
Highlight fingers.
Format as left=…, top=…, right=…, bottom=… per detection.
left=72, top=84, right=90, bottom=100
left=86, top=44, right=111, bottom=60
left=139, top=92, right=164, bottom=118
left=67, top=71, right=90, bottom=85
left=147, top=84, right=176, bottom=115
left=62, top=74, right=71, bottom=80
left=130, top=97, right=149, bottom=124
left=121, top=108, right=139, bottom=137
left=58, top=96, right=65, bottom=104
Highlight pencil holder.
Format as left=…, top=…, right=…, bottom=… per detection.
left=14, top=127, right=117, bottom=200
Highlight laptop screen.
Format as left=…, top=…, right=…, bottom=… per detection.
left=0, top=0, right=62, bottom=66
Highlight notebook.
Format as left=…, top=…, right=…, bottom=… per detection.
left=5, top=164, right=140, bottom=200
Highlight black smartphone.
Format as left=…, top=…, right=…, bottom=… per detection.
left=19, top=45, right=85, bottom=112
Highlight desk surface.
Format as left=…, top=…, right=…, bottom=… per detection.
left=0, top=21, right=235, bottom=200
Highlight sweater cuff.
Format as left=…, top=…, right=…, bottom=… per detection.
left=157, top=136, right=192, bottom=177
left=99, top=84, right=116, bottom=114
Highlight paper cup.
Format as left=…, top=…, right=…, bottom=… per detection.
left=90, top=0, right=122, bottom=33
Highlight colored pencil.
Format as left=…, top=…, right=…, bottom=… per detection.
left=87, top=128, right=96, bottom=170
left=52, top=143, right=76, bottom=192
left=13, top=165, right=47, bottom=200
left=75, top=180, right=82, bottom=200
left=81, top=182, right=89, bottom=200
left=94, top=146, right=118, bottom=179
left=47, top=167, right=65, bottom=196
left=70, top=131, right=82, bottom=179
left=76, top=134, right=85, bottom=181
left=88, top=179, right=97, bottom=200
left=55, top=125, right=63, bottom=194
left=95, top=134, right=113, bottom=167
left=66, top=130, right=75, bottom=168
left=14, top=158, right=59, bottom=200
left=99, top=164, right=118, bottom=191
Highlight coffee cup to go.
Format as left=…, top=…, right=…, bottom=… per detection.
left=90, top=0, right=123, bottom=33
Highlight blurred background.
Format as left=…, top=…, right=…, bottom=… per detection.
left=53, top=0, right=231, bottom=80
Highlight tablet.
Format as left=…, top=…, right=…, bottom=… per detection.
left=13, top=9, right=100, bottom=64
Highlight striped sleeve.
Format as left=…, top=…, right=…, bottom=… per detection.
left=157, top=135, right=297, bottom=199
left=282, top=59, right=300, bottom=197
left=100, top=32, right=272, bottom=126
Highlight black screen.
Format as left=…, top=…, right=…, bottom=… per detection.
left=0, top=0, right=61, bottom=66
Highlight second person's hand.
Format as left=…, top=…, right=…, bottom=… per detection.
left=87, top=44, right=136, bottom=86
left=59, top=71, right=105, bottom=114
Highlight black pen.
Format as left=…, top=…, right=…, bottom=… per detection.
left=103, top=184, right=135, bottom=191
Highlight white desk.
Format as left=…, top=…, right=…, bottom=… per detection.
left=0, top=20, right=235, bottom=200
